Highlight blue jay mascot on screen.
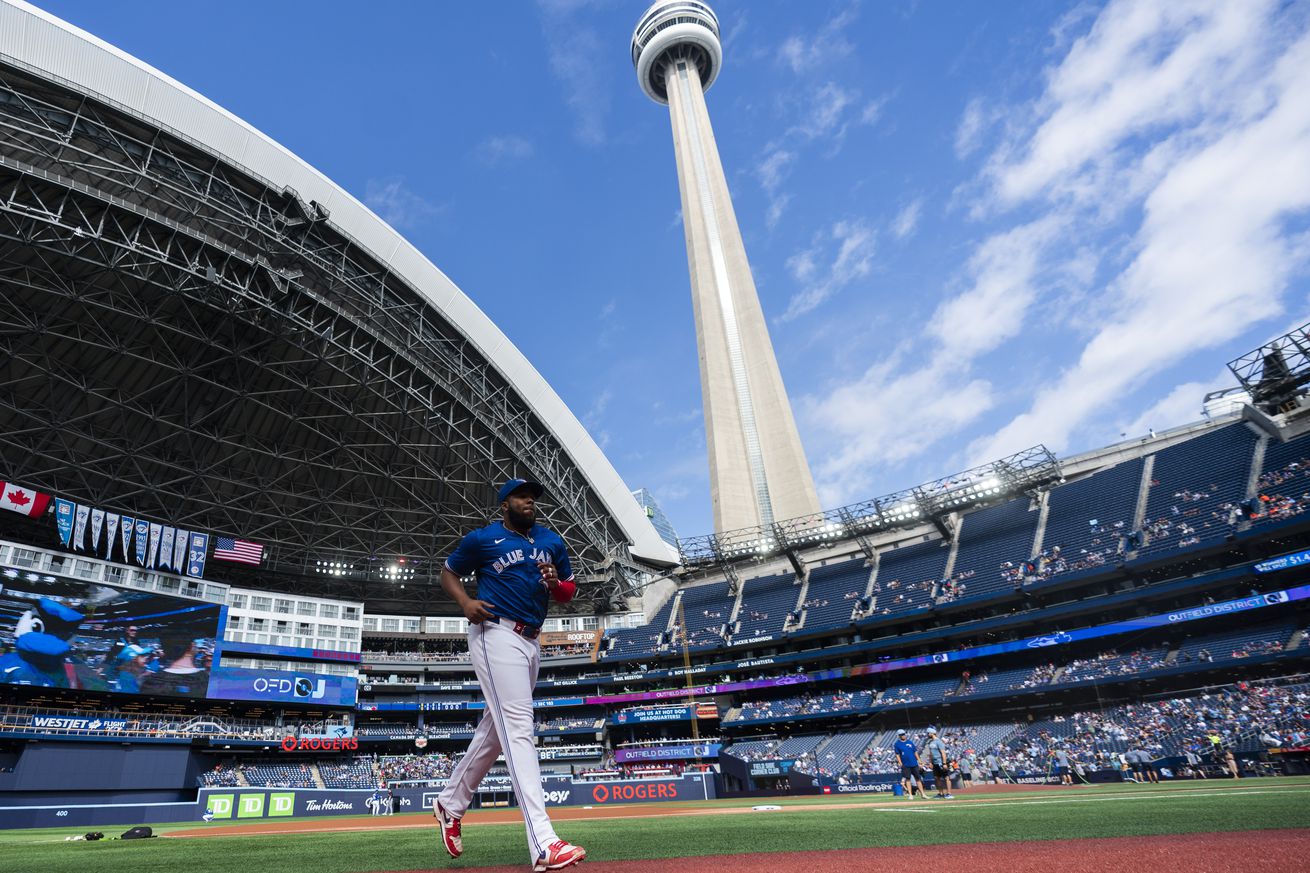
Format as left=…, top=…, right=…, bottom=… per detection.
left=0, top=598, right=86, bottom=687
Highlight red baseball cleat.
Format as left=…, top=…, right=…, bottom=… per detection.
left=434, top=802, right=462, bottom=858
left=533, top=839, right=586, bottom=871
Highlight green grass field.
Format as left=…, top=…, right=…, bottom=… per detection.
left=2, top=779, right=1308, bottom=873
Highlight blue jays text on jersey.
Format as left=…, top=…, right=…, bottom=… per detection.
left=445, top=521, right=575, bottom=628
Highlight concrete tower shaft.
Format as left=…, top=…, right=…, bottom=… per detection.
left=633, top=2, right=822, bottom=533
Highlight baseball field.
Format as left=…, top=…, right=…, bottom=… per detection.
left=2, top=778, right=1308, bottom=873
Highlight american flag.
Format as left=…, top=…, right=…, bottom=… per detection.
left=212, top=537, right=263, bottom=565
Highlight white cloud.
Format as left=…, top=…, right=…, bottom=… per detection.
left=779, top=220, right=877, bottom=321
left=1121, top=368, right=1233, bottom=437
left=928, top=217, right=1061, bottom=359
left=969, top=0, right=1310, bottom=463
left=955, top=98, right=988, bottom=159
left=363, top=177, right=443, bottom=229
left=805, top=351, right=996, bottom=505
left=890, top=198, right=923, bottom=240
left=538, top=3, right=610, bottom=146
left=778, top=4, right=858, bottom=74
left=477, top=135, right=534, bottom=165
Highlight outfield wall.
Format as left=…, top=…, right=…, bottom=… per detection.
left=0, top=774, right=716, bottom=829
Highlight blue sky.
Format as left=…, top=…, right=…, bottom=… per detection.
left=32, top=0, right=1310, bottom=541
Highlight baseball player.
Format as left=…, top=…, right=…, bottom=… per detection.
left=433, top=479, right=586, bottom=872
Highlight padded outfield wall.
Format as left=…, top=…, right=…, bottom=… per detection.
left=0, top=773, right=716, bottom=829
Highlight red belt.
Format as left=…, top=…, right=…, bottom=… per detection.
left=497, top=617, right=540, bottom=640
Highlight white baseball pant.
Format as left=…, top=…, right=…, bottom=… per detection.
left=436, top=619, right=558, bottom=863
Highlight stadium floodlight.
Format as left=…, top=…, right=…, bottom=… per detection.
left=676, top=445, right=1060, bottom=569
left=1228, top=320, right=1310, bottom=414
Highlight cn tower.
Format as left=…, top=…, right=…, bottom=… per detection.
left=632, top=1, right=822, bottom=534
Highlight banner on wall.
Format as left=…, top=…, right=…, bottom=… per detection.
left=105, top=513, right=120, bottom=559
left=54, top=498, right=75, bottom=547
left=72, top=504, right=89, bottom=551
left=133, top=519, right=149, bottom=565
left=90, top=508, right=104, bottom=554
left=159, top=526, right=176, bottom=570
left=187, top=532, right=209, bottom=578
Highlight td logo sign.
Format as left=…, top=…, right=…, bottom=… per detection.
left=237, top=794, right=266, bottom=819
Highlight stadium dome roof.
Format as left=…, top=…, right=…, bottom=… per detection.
left=0, top=0, right=676, bottom=613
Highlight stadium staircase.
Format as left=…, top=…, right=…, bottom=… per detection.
left=236, top=769, right=250, bottom=787
left=1029, top=491, right=1050, bottom=558
left=789, top=572, right=812, bottom=632
left=1129, top=454, right=1155, bottom=557
left=1049, top=665, right=1069, bottom=683
left=311, top=764, right=325, bottom=789
left=1288, top=629, right=1307, bottom=651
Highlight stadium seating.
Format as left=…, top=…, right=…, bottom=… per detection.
left=865, top=539, right=947, bottom=619
left=319, top=760, right=377, bottom=789
left=671, top=580, right=733, bottom=651
left=878, top=676, right=961, bottom=707
left=1172, top=621, right=1295, bottom=665
left=1138, top=424, right=1257, bottom=557
left=797, top=557, right=869, bottom=631
left=242, top=763, right=317, bottom=788
left=730, top=691, right=874, bottom=723
left=604, top=590, right=680, bottom=660
left=1054, top=646, right=1171, bottom=685
left=1251, top=432, right=1310, bottom=525
left=944, top=497, right=1040, bottom=602
left=946, top=666, right=1036, bottom=697
left=733, top=571, right=799, bottom=640
left=1038, top=458, right=1145, bottom=581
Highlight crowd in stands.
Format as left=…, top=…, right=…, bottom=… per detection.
left=733, top=691, right=872, bottom=722
left=537, top=716, right=601, bottom=732
left=1059, top=648, right=1170, bottom=684
left=378, top=753, right=456, bottom=783
left=747, top=678, right=1309, bottom=784
left=362, top=638, right=468, bottom=663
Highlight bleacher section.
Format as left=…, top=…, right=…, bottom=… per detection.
left=1039, top=458, right=1144, bottom=580
left=1139, top=424, right=1257, bottom=556
left=604, top=591, right=679, bottom=660
left=1055, top=647, right=1170, bottom=684
left=879, top=676, right=961, bottom=706
left=945, top=497, right=1039, bottom=602
left=734, top=571, right=799, bottom=641
left=867, top=539, right=946, bottom=618
left=1253, top=432, right=1310, bottom=525
left=319, top=760, right=377, bottom=789
left=673, top=581, right=733, bottom=651
left=242, top=763, right=317, bottom=788
left=798, top=557, right=868, bottom=631
left=795, top=730, right=877, bottom=777
left=730, top=691, right=874, bottom=723
left=1173, top=621, right=1295, bottom=664
left=947, top=666, right=1035, bottom=697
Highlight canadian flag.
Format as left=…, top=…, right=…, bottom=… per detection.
left=0, top=482, right=52, bottom=517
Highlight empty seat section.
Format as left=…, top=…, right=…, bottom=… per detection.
left=671, top=581, right=733, bottom=651
left=800, top=557, right=869, bottom=630
left=1039, top=458, right=1144, bottom=580
left=946, top=498, right=1039, bottom=601
left=1139, top=425, right=1257, bottom=557
left=866, top=539, right=947, bottom=619
left=733, top=571, right=798, bottom=641
left=603, top=591, right=680, bottom=661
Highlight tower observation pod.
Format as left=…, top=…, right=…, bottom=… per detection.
left=632, top=2, right=822, bottom=534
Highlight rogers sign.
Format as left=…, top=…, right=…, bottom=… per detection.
left=281, top=736, right=359, bottom=752
left=590, top=782, right=682, bottom=803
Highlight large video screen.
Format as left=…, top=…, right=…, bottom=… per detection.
left=0, top=566, right=222, bottom=698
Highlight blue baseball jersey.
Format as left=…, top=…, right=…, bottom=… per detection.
left=893, top=739, right=919, bottom=768
left=445, top=521, right=575, bottom=628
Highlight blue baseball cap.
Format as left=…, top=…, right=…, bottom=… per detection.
left=497, top=478, right=544, bottom=503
